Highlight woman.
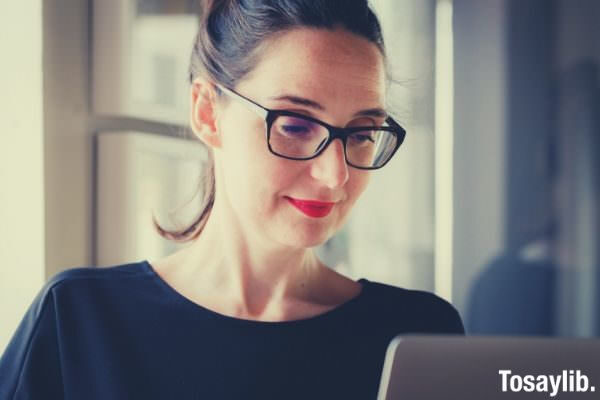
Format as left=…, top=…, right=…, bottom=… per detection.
left=0, top=0, right=464, bottom=399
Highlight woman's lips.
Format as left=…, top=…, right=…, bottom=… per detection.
left=286, top=197, right=335, bottom=218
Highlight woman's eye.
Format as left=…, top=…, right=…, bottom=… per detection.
left=274, top=115, right=319, bottom=138
left=281, top=125, right=310, bottom=135
left=350, top=132, right=375, bottom=143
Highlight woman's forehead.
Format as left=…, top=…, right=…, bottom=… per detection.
left=237, top=27, right=386, bottom=107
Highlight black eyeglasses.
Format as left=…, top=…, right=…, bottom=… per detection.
left=215, top=84, right=406, bottom=170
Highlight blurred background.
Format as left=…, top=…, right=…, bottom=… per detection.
left=1, top=0, right=598, bottom=352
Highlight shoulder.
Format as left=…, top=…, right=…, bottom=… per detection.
left=8, top=262, right=147, bottom=324
left=364, top=279, right=465, bottom=334
left=28, top=260, right=155, bottom=325
left=47, top=260, right=151, bottom=291
left=38, top=260, right=153, bottom=308
left=0, top=261, right=148, bottom=398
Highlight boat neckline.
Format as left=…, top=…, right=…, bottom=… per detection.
left=142, top=259, right=370, bottom=327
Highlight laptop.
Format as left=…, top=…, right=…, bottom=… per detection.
left=376, top=335, right=600, bottom=400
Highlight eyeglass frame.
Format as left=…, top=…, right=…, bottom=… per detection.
left=214, top=84, right=406, bottom=170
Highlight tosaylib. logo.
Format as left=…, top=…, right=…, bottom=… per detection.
left=499, top=370, right=596, bottom=397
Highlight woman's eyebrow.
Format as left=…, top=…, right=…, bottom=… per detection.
left=269, top=94, right=324, bottom=110
left=269, top=94, right=387, bottom=118
left=355, top=108, right=387, bottom=118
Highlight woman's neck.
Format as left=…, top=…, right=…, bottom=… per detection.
left=171, top=197, right=329, bottom=319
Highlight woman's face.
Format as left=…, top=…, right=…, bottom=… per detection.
left=213, top=27, right=387, bottom=249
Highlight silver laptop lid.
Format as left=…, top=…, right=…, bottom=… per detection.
left=377, top=335, right=600, bottom=400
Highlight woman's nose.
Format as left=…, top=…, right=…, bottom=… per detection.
left=309, top=138, right=349, bottom=189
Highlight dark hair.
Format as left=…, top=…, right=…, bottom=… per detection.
left=154, top=0, right=386, bottom=242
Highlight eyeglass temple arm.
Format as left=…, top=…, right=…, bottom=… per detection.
left=215, top=84, right=268, bottom=119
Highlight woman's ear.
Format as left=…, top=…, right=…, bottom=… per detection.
left=190, top=78, right=222, bottom=148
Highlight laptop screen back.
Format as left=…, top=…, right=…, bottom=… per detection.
left=377, top=335, right=600, bottom=400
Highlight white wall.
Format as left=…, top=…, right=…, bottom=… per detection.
left=43, top=0, right=92, bottom=278
left=351, top=0, right=438, bottom=291
left=0, top=2, right=46, bottom=352
left=0, top=0, right=93, bottom=354
left=452, top=0, right=507, bottom=316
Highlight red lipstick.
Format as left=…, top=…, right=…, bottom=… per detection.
left=286, top=197, right=335, bottom=218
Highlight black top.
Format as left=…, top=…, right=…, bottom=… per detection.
left=0, top=260, right=464, bottom=399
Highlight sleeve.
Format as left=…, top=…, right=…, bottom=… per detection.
left=427, top=293, right=466, bottom=335
left=439, top=303, right=466, bottom=335
left=0, top=283, right=64, bottom=399
left=410, top=290, right=466, bottom=335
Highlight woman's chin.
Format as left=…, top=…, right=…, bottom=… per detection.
left=278, top=224, right=335, bottom=249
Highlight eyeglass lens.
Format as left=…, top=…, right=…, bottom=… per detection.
left=269, top=115, right=398, bottom=168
